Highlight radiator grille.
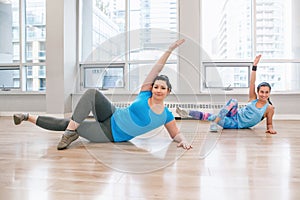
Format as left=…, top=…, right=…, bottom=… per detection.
left=113, top=102, right=247, bottom=109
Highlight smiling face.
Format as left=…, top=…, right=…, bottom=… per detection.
left=151, top=80, right=170, bottom=101
left=257, top=86, right=271, bottom=102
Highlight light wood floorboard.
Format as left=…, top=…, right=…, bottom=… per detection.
left=0, top=116, right=300, bottom=200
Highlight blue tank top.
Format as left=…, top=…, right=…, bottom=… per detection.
left=237, top=99, right=269, bottom=128
left=111, top=91, right=174, bottom=142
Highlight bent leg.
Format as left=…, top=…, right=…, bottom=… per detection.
left=72, top=89, right=116, bottom=123
left=217, top=98, right=238, bottom=119
left=210, top=99, right=239, bottom=131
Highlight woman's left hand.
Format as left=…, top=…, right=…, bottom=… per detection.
left=168, top=39, right=185, bottom=52
left=177, top=140, right=193, bottom=150
left=253, top=54, right=262, bottom=66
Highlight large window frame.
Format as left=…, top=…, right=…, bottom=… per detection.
left=80, top=63, right=125, bottom=90
left=78, top=0, right=179, bottom=93
left=203, top=62, right=252, bottom=90
left=201, top=0, right=300, bottom=93
left=0, top=0, right=46, bottom=93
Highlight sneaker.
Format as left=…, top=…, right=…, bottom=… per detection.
left=176, top=107, right=191, bottom=118
left=13, top=113, right=29, bottom=125
left=209, top=122, right=218, bottom=132
left=57, top=130, right=79, bottom=150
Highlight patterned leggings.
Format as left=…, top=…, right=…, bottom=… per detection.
left=217, top=98, right=239, bottom=128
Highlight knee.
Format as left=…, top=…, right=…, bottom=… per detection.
left=86, top=88, right=97, bottom=93
left=229, top=98, right=238, bottom=104
left=84, top=88, right=97, bottom=97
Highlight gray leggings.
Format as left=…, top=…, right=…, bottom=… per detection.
left=36, top=89, right=116, bottom=142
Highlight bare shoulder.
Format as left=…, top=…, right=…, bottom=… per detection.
left=267, top=104, right=275, bottom=110
left=266, top=104, right=275, bottom=115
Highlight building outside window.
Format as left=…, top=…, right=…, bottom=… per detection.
left=201, top=0, right=300, bottom=92
left=0, top=0, right=46, bottom=91
left=80, top=0, right=178, bottom=92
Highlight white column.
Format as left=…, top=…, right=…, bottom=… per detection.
left=292, top=0, right=300, bottom=90
left=46, top=0, right=77, bottom=115
left=178, top=0, right=201, bottom=94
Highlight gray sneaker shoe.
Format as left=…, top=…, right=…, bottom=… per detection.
left=57, top=130, right=79, bottom=150
left=209, top=122, right=218, bottom=132
left=13, top=113, right=29, bottom=125
left=176, top=107, right=191, bottom=118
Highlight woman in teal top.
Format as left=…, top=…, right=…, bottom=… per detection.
left=13, top=39, right=193, bottom=150
left=111, top=89, right=175, bottom=142
left=177, top=55, right=277, bottom=134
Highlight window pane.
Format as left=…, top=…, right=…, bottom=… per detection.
left=25, top=0, right=46, bottom=63
left=23, top=65, right=46, bottom=91
left=256, top=0, right=293, bottom=59
left=80, top=0, right=126, bottom=62
left=128, top=0, right=178, bottom=61
left=129, top=63, right=177, bottom=92
left=83, top=65, right=124, bottom=88
left=0, top=0, right=19, bottom=63
left=0, top=67, right=20, bottom=89
left=80, top=0, right=179, bottom=92
left=256, top=63, right=300, bottom=92
left=127, top=1, right=178, bottom=92
left=204, top=62, right=251, bottom=88
left=201, top=0, right=252, bottom=59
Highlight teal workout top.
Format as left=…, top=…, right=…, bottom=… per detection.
left=237, top=99, right=269, bottom=128
left=111, top=91, right=174, bottom=142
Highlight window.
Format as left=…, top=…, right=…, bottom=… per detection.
left=23, top=65, right=46, bottom=91
left=201, top=0, right=300, bottom=92
left=0, top=0, right=46, bottom=92
left=1, top=0, right=19, bottom=63
left=81, top=63, right=124, bottom=89
left=0, top=66, right=20, bottom=90
left=203, top=62, right=251, bottom=89
left=79, top=0, right=178, bottom=92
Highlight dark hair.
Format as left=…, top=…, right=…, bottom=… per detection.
left=257, top=82, right=273, bottom=105
left=152, top=75, right=172, bottom=92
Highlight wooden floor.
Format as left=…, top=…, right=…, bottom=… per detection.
left=0, top=116, right=300, bottom=200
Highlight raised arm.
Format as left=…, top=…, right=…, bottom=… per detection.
left=140, top=39, right=185, bottom=92
left=248, top=55, right=262, bottom=101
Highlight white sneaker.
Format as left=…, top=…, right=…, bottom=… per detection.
left=176, top=107, right=191, bottom=118
left=209, top=122, right=218, bottom=132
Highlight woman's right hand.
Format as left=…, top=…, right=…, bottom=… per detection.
left=177, top=140, right=193, bottom=150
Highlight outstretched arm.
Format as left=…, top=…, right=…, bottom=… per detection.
left=249, top=55, right=262, bottom=101
left=164, top=120, right=192, bottom=150
left=140, top=39, right=185, bottom=92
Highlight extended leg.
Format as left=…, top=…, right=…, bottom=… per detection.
left=176, top=107, right=212, bottom=120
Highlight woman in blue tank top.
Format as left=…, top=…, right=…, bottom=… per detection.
left=177, top=55, right=277, bottom=134
left=13, top=39, right=193, bottom=150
